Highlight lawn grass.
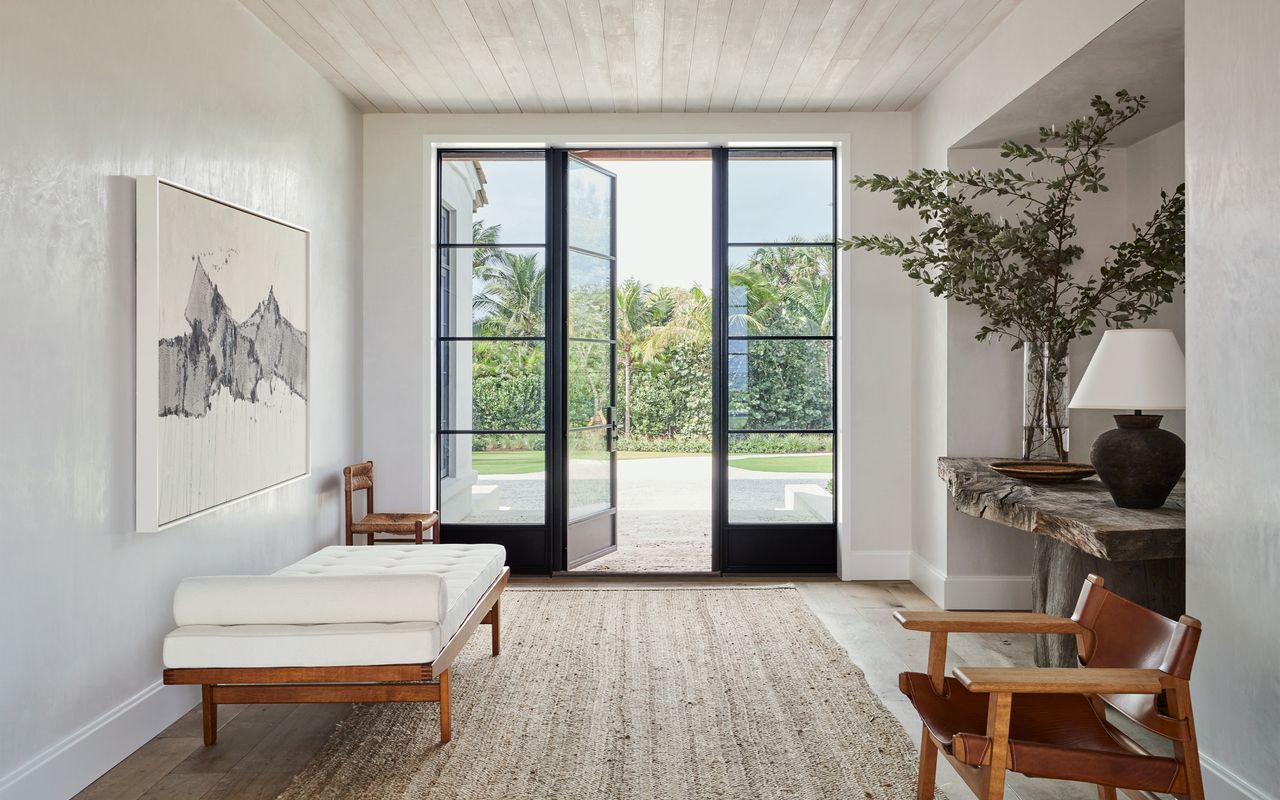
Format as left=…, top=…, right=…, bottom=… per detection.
left=472, top=451, right=546, bottom=475
left=727, top=454, right=832, bottom=473
left=472, top=450, right=829, bottom=474
left=472, top=449, right=706, bottom=475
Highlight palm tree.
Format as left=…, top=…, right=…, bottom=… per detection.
left=643, top=284, right=712, bottom=358
left=615, top=278, right=654, bottom=437
left=471, top=220, right=503, bottom=267
left=473, top=251, right=545, bottom=337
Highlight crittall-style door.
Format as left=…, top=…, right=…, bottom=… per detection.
left=437, top=147, right=835, bottom=575
left=563, top=154, right=619, bottom=568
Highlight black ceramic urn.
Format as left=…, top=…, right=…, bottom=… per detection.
left=1089, top=414, right=1185, bottom=508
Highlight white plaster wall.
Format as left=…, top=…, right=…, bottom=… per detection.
left=1185, top=3, right=1280, bottom=796
left=909, top=0, right=1148, bottom=608
left=0, top=1, right=362, bottom=797
left=362, top=112, right=917, bottom=579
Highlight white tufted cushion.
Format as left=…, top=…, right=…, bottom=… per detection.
left=162, top=543, right=506, bottom=669
left=275, top=544, right=506, bottom=640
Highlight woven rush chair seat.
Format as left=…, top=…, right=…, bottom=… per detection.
left=344, top=461, right=441, bottom=545
left=350, top=511, right=440, bottom=535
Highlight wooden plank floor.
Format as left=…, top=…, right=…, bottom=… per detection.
left=74, top=577, right=1125, bottom=800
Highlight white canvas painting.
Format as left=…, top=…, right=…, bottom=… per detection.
left=137, top=178, right=309, bottom=529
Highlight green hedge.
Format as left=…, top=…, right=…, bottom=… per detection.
left=616, top=432, right=829, bottom=455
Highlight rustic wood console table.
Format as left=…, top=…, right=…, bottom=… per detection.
left=938, top=457, right=1186, bottom=667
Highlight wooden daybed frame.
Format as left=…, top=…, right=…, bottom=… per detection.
left=164, top=567, right=510, bottom=745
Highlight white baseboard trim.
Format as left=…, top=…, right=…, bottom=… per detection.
left=942, top=573, right=1033, bottom=610
left=841, top=549, right=911, bottom=580
left=907, top=554, right=1033, bottom=610
left=1201, top=752, right=1275, bottom=800
left=909, top=554, right=947, bottom=606
left=0, top=680, right=198, bottom=800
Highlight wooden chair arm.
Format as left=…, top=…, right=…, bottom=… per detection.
left=894, top=610, right=1084, bottom=635
left=954, top=667, right=1167, bottom=695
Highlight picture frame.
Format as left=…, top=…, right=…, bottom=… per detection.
left=135, top=177, right=311, bottom=531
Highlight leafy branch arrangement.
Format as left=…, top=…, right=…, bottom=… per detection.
left=841, top=90, right=1185, bottom=349
left=840, top=90, right=1185, bottom=460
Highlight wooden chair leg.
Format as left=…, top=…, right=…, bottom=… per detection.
left=438, top=669, right=452, bottom=743
left=983, top=692, right=1012, bottom=799
left=916, top=724, right=938, bottom=800
left=201, top=685, right=217, bottom=746
left=432, top=516, right=441, bottom=544
left=414, top=520, right=423, bottom=545
left=490, top=598, right=501, bottom=656
left=1096, top=787, right=1117, bottom=799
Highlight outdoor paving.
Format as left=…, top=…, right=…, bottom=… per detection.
left=579, top=455, right=829, bottom=572
left=451, top=455, right=831, bottom=572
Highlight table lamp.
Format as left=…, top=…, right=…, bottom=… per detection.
left=1069, top=329, right=1186, bottom=508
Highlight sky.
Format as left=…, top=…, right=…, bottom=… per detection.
left=475, top=154, right=833, bottom=291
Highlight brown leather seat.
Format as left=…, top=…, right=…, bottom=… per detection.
left=900, top=671, right=1184, bottom=792
left=893, top=575, right=1206, bottom=799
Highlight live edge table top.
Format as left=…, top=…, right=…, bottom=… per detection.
left=938, top=457, right=1186, bottom=562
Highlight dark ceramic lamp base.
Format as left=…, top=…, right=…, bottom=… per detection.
left=1090, top=414, right=1185, bottom=508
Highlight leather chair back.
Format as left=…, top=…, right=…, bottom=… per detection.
left=1071, top=575, right=1201, bottom=740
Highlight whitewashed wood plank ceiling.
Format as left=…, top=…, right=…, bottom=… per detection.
left=241, top=0, right=1020, bottom=113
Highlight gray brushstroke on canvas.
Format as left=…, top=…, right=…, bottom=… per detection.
left=159, top=258, right=306, bottom=417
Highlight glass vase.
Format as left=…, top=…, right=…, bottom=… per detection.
left=1022, top=341, right=1069, bottom=461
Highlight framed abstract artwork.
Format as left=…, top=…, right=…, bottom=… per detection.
left=136, top=177, right=310, bottom=531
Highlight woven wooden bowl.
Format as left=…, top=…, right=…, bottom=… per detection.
left=988, top=460, right=1096, bottom=483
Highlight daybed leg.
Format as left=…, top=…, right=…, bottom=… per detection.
left=201, top=685, right=217, bottom=746
left=490, top=598, right=501, bottom=656
left=916, top=724, right=937, bottom=799
left=438, top=669, right=452, bottom=743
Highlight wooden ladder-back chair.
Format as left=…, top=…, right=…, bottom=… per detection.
left=895, top=575, right=1204, bottom=799
left=343, top=461, right=441, bottom=545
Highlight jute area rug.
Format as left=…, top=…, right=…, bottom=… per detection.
left=278, top=587, right=938, bottom=799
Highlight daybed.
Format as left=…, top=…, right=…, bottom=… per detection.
left=162, top=543, right=509, bottom=744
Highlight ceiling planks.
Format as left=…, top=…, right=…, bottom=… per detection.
left=242, top=0, right=1021, bottom=113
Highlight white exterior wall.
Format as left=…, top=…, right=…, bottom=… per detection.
left=439, top=162, right=480, bottom=519
left=0, top=1, right=362, bottom=797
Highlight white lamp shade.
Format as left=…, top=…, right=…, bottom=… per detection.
left=1069, top=329, right=1185, bottom=411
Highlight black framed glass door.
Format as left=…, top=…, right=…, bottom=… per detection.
left=714, top=148, right=838, bottom=573
left=438, top=146, right=836, bottom=575
left=564, top=154, right=619, bottom=568
left=435, top=150, right=551, bottom=571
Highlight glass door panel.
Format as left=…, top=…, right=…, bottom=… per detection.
left=437, top=150, right=549, bottom=571
left=565, top=154, right=618, bottom=568
left=717, top=148, right=838, bottom=573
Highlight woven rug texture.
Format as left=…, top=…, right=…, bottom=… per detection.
left=277, top=586, right=937, bottom=799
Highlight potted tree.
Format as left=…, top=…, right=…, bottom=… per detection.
left=842, top=91, right=1184, bottom=461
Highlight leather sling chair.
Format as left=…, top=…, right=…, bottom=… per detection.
left=895, top=575, right=1205, bottom=799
